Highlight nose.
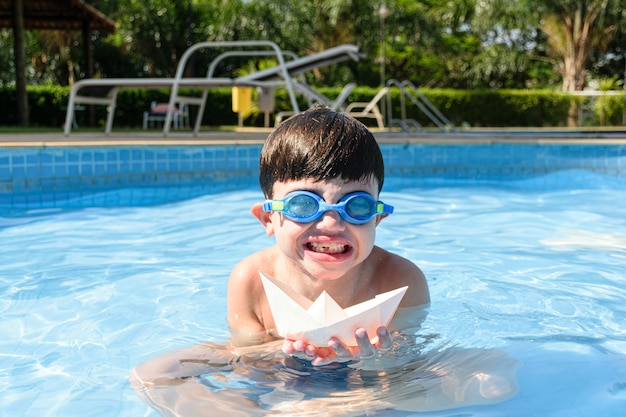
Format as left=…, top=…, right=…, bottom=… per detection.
left=316, top=209, right=345, bottom=229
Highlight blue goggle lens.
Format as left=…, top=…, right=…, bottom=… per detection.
left=289, top=194, right=319, bottom=217
left=262, top=191, right=393, bottom=225
left=345, top=195, right=376, bottom=220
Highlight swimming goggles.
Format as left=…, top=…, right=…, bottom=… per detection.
left=262, top=190, right=394, bottom=225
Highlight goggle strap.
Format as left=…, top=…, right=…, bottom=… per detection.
left=262, top=201, right=284, bottom=212
left=377, top=202, right=394, bottom=215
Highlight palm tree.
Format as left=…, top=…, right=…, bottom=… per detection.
left=539, top=0, right=622, bottom=93
left=475, top=0, right=625, bottom=125
left=539, top=0, right=624, bottom=125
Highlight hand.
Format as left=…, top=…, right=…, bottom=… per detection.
left=282, top=326, right=393, bottom=366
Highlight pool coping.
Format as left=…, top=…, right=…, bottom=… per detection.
left=2, top=129, right=626, bottom=147
left=2, top=132, right=625, bottom=208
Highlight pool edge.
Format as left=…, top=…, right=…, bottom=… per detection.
left=2, top=129, right=626, bottom=148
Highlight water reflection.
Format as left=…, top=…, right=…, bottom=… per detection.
left=132, top=331, right=520, bottom=416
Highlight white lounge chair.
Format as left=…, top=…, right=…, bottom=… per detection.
left=64, top=41, right=361, bottom=136
left=175, top=45, right=360, bottom=133
left=142, top=102, right=189, bottom=130
left=344, top=87, right=389, bottom=129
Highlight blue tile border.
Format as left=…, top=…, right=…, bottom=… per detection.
left=0, top=145, right=262, bottom=193
left=381, top=143, right=626, bottom=179
left=1, top=143, right=625, bottom=207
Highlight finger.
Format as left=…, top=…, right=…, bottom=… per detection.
left=355, top=328, right=375, bottom=358
left=328, top=337, right=353, bottom=360
left=282, top=339, right=295, bottom=355
left=304, top=344, right=317, bottom=357
left=376, top=326, right=393, bottom=351
left=292, top=339, right=307, bottom=352
left=311, top=352, right=335, bottom=367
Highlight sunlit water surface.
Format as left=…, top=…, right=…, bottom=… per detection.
left=1, top=171, right=625, bottom=416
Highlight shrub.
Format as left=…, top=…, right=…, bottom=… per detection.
left=0, top=85, right=622, bottom=129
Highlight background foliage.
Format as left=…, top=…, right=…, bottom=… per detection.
left=1, top=0, right=625, bottom=127
left=2, top=85, right=610, bottom=129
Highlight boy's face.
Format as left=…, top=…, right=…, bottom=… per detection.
left=253, top=177, right=386, bottom=281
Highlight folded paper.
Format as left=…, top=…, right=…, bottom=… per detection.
left=260, top=271, right=408, bottom=346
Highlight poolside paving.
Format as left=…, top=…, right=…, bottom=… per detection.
left=1, top=128, right=626, bottom=147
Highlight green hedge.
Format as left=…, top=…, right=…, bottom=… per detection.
left=1, top=85, right=623, bottom=129
left=1, top=85, right=71, bottom=127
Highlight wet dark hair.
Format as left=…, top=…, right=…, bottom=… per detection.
left=259, top=106, right=385, bottom=198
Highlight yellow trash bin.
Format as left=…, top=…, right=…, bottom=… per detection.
left=232, top=87, right=253, bottom=114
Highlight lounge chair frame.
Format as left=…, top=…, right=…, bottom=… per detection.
left=344, top=87, right=390, bottom=129
left=64, top=41, right=360, bottom=136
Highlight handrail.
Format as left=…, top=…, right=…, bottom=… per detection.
left=401, top=80, right=456, bottom=131
left=385, top=79, right=405, bottom=128
left=385, top=78, right=457, bottom=132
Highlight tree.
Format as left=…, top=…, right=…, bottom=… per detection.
left=105, top=0, right=196, bottom=77
left=537, top=0, right=624, bottom=92
left=537, top=0, right=625, bottom=125
left=2, top=0, right=626, bottom=126
left=472, top=0, right=625, bottom=125
left=383, top=0, right=543, bottom=89
left=228, top=0, right=378, bottom=86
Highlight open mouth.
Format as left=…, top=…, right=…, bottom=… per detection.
left=306, top=242, right=350, bottom=254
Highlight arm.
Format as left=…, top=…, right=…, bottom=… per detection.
left=129, top=343, right=235, bottom=417
left=130, top=343, right=232, bottom=385
left=227, top=252, right=278, bottom=346
left=130, top=340, right=285, bottom=416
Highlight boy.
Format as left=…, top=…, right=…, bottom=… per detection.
left=227, top=106, right=430, bottom=365
left=130, top=108, right=520, bottom=415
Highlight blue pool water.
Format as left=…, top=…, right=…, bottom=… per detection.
left=1, top=144, right=626, bottom=416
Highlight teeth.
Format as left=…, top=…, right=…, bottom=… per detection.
left=307, top=242, right=348, bottom=254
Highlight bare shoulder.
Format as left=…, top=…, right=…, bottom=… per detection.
left=228, top=247, right=278, bottom=304
left=227, top=247, right=277, bottom=336
left=228, top=249, right=267, bottom=289
left=371, top=246, right=430, bottom=308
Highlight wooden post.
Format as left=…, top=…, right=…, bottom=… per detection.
left=82, top=21, right=96, bottom=126
left=12, top=0, right=29, bottom=126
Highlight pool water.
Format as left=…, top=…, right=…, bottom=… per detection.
left=1, top=171, right=626, bottom=416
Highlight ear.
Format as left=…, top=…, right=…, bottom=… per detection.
left=375, top=213, right=389, bottom=227
left=251, top=202, right=276, bottom=237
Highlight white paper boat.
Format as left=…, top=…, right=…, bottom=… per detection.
left=260, top=271, right=408, bottom=346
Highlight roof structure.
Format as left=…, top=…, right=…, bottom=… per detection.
left=0, top=0, right=116, bottom=32
left=4, top=0, right=116, bottom=126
